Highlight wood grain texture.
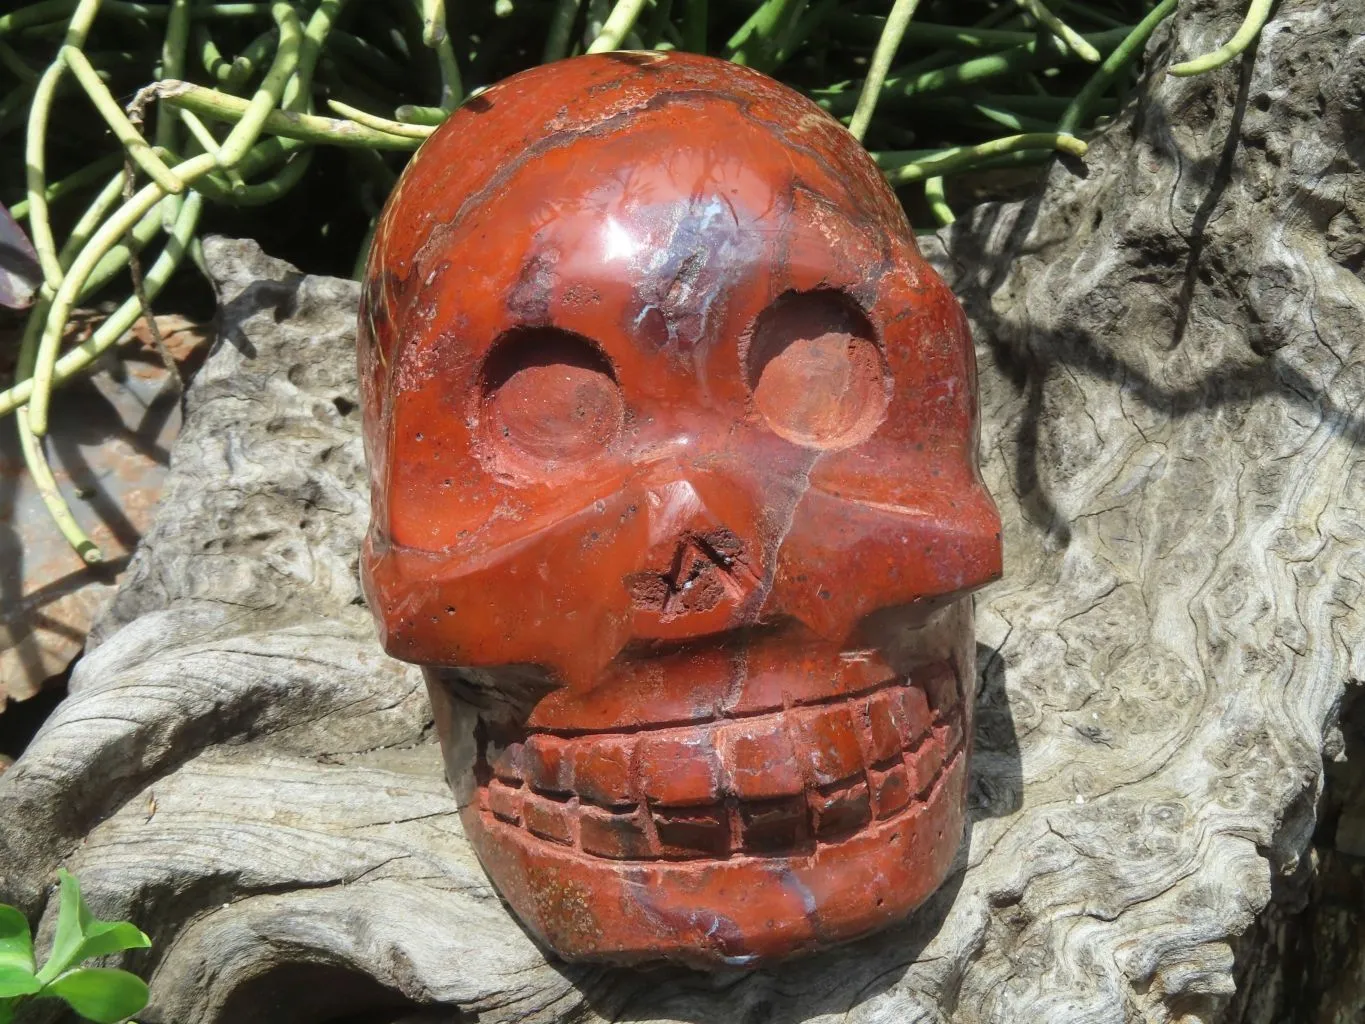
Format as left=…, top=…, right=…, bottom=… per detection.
left=0, top=0, right=1361, bottom=1020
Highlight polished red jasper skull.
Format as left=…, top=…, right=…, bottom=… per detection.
left=358, top=51, right=1002, bottom=968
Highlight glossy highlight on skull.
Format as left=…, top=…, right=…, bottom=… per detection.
left=358, top=51, right=1003, bottom=968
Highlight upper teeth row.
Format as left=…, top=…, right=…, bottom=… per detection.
left=478, top=673, right=963, bottom=859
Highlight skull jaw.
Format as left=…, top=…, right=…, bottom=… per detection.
left=460, top=751, right=966, bottom=967
left=423, top=599, right=978, bottom=967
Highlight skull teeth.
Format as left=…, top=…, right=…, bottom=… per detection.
left=478, top=667, right=964, bottom=860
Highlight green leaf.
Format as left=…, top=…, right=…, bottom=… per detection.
left=0, top=907, right=33, bottom=974
left=0, top=996, right=16, bottom=1024
left=36, top=870, right=93, bottom=984
left=44, top=968, right=149, bottom=1024
left=35, top=871, right=150, bottom=987
left=70, top=922, right=152, bottom=965
left=0, top=966, right=40, bottom=998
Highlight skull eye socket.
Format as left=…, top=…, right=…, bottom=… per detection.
left=479, top=327, right=624, bottom=467
left=744, top=290, right=890, bottom=450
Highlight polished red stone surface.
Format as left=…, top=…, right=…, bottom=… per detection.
left=358, top=50, right=1002, bottom=968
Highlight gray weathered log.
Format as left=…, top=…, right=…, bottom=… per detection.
left=1221, top=684, right=1365, bottom=1024
left=1, top=0, right=1362, bottom=1020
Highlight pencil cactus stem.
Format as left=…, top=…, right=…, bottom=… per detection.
left=848, top=0, right=922, bottom=142
left=1168, top=0, right=1272, bottom=76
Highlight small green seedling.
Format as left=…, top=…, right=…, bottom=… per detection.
left=0, top=869, right=150, bottom=1024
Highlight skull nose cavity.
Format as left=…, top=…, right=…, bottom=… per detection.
left=627, top=529, right=755, bottom=618
left=627, top=478, right=761, bottom=630
left=745, top=289, right=890, bottom=450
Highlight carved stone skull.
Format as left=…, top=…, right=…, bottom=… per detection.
left=358, top=51, right=1002, bottom=968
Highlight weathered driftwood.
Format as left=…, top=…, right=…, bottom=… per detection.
left=1, top=0, right=1362, bottom=1020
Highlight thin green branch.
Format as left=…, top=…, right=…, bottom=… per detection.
left=161, top=80, right=423, bottom=149
left=27, top=150, right=218, bottom=435
left=0, top=37, right=38, bottom=81
left=924, top=175, right=953, bottom=225
left=18, top=404, right=101, bottom=562
left=62, top=0, right=106, bottom=47
left=395, top=103, right=447, bottom=125
left=644, top=0, right=675, bottom=50
left=328, top=29, right=406, bottom=86
left=947, top=148, right=1055, bottom=173
left=25, top=59, right=69, bottom=287
left=847, top=0, right=922, bottom=141
left=7, top=150, right=122, bottom=220
left=353, top=214, right=378, bottom=281
left=431, top=28, right=464, bottom=106
left=0, top=1, right=78, bottom=37
left=180, top=107, right=247, bottom=187
left=186, top=135, right=313, bottom=204
left=155, top=0, right=191, bottom=151
left=769, top=0, right=833, bottom=68
left=326, top=98, right=434, bottom=139
left=229, top=132, right=305, bottom=177
left=584, top=0, right=610, bottom=48
left=57, top=168, right=138, bottom=268
left=817, top=25, right=1130, bottom=115
left=725, top=0, right=803, bottom=67
left=543, top=0, right=583, bottom=61
left=414, top=0, right=462, bottom=105
left=420, top=0, right=446, bottom=46
left=760, top=0, right=810, bottom=70
left=164, top=2, right=272, bottom=14
left=1168, top=0, right=1272, bottom=76
left=830, top=13, right=1120, bottom=50
left=290, top=0, right=346, bottom=111
left=0, top=191, right=202, bottom=420
left=216, top=0, right=300, bottom=165
left=226, top=147, right=311, bottom=203
left=80, top=196, right=166, bottom=301
left=1057, top=0, right=1123, bottom=30
left=587, top=0, right=651, bottom=53
left=179, top=105, right=223, bottom=152
left=63, top=46, right=186, bottom=193
left=681, top=0, right=705, bottom=52
left=968, top=101, right=1054, bottom=133
left=1059, top=0, right=1177, bottom=134
left=52, top=166, right=163, bottom=296
left=222, top=28, right=275, bottom=91
left=22, top=0, right=108, bottom=287
left=1013, top=0, right=1100, bottom=62
left=9, top=291, right=99, bottom=562
left=1, top=1, right=270, bottom=36
left=880, top=131, right=1086, bottom=184
left=195, top=22, right=242, bottom=83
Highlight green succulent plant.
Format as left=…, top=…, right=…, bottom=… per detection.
left=0, top=870, right=150, bottom=1024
